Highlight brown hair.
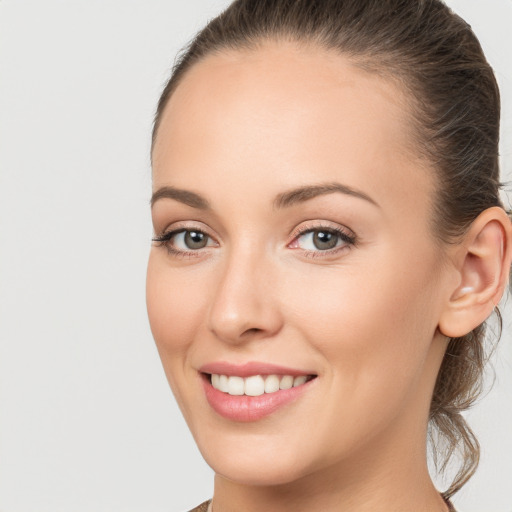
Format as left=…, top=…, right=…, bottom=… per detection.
left=151, top=0, right=509, bottom=498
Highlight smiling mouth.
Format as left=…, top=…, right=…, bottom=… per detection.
left=206, top=373, right=317, bottom=396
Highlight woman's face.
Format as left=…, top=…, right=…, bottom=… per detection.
left=147, top=43, right=453, bottom=486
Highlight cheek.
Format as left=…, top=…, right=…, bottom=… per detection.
left=146, top=252, right=207, bottom=360
left=283, top=248, right=441, bottom=421
left=288, top=259, right=436, bottom=349
left=146, top=252, right=213, bottom=426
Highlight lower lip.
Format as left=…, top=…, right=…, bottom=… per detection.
left=202, top=374, right=315, bottom=422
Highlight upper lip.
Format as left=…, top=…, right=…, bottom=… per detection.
left=199, top=361, right=316, bottom=377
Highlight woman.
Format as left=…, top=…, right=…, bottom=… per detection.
left=146, top=1, right=512, bottom=510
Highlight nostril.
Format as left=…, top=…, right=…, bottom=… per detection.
left=242, top=327, right=263, bottom=336
left=208, top=293, right=283, bottom=344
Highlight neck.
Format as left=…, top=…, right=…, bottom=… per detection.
left=212, top=435, right=447, bottom=512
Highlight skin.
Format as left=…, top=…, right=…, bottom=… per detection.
left=147, top=42, right=510, bottom=511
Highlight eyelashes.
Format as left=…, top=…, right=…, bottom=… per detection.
left=152, top=228, right=217, bottom=259
left=289, top=225, right=356, bottom=256
left=152, top=223, right=357, bottom=260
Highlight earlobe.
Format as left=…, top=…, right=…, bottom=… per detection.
left=439, top=207, right=512, bottom=338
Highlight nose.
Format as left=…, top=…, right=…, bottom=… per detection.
left=207, top=247, right=283, bottom=345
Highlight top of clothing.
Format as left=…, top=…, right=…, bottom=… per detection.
left=188, top=500, right=211, bottom=512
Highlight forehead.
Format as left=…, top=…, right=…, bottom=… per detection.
left=152, top=42, right=434, bottom=218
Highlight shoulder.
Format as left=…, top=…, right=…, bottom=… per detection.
left=187, top=499, right=212, bottom=512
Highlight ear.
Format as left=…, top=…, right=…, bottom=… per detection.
left=439, top=207, right=512, bottom=338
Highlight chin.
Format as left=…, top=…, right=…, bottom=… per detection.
left=195, top=429, right=322, bottom=487
left=208, top=456, right=311, bottom=487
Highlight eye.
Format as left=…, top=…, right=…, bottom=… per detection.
left=152, top=228, right=217, bottom=255
left=297, top=230, right=342, bottom=250
left=289, top=225, right=356, bottom=256
left=173, top=230, right=211, bottom=250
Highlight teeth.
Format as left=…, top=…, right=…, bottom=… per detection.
left=293, top=375, right=307, bottom=387
left=227, top=376, right=244, bottom=396
left=264, top=374, right=280, bottom=393
left=211, top=374, right=311, bottom=396
left=244, top=375, right=265, bottom=396
left=279, top=375, right=294, bottom=390
left=219, top=374, right=229, bottom=393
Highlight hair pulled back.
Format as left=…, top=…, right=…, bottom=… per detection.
left=152, top=0, right=509, bottom=498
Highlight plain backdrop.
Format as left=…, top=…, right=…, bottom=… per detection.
left=0, top=1, right=511, bottom=511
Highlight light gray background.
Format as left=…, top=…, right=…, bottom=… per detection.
left=0, top=1, right=511, bottom=511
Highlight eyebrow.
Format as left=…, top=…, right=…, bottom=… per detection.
left=150, top=181, right=379, bottom=210
left=273, top=182, right=379, bottom=209
left=150, top=186, right=210, bottom=209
